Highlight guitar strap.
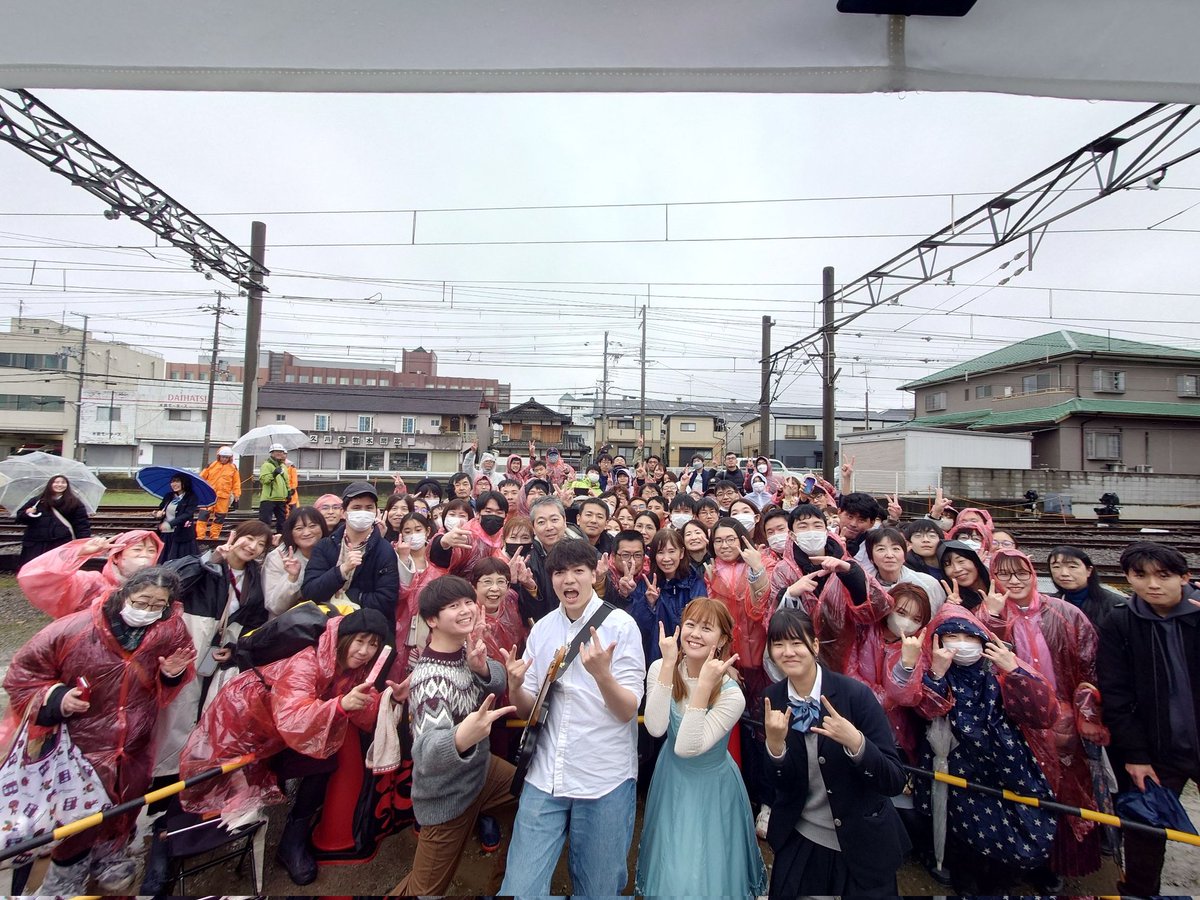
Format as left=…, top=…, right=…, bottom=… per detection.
left=551, top=601, right=617, bottom=687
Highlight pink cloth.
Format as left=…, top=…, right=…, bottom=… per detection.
left=16, top=530, right=164, bottom=618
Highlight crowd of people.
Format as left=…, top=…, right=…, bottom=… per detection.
left=4, top=442, right=1198, bottom=896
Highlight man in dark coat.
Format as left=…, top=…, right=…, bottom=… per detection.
left=303, top=482, right=399, bottom=628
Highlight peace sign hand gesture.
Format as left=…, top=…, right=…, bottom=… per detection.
left=886, top=493, right=903, bottom=522
left=695, top=647, right=739, bottom=697
left=983, top=639, right=1018, bottom=673
left=930, top=486, right=948, bottom=519
left=210, top=532, right=236, bottom=565
left=840, top=455, right=856, bottom=481
left=466, top=635, right=490, bottom=677
left=644, top=572, right=661, bottom=607
left=941, top=579, right=963, bottom=606
left=454, top=693, right=518, bottom=752
left=811, top=695, right=865, bottom=755
left=281, top=546, right=302, bottom=580
left=595, top=552, right=611, bottom=583
left=617, top=557, right=639, bottom=597
left=658, top=621, right=679, bottom=670
left=499, top=644, right=530, bottom=688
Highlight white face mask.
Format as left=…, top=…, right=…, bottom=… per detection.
left=888, top=613, right=922, bottom=637
left=692, top=460, right=703, bottom=470
left=120, top=603, right=164, bottom=628
left=756, top=463, right=768, bottom=474
left=345, top=510, right=377, bottom=531
left=958, top=538, right=982, bottom=552
left=443, top=515, right=467, bottom=531
left=406, top=532, right=427, bottom=550
left=587, top=472, right=600, bottom=484
left=733, top=512, right=756, bottom=531
left=766, top=532, right=790, bottom=553
left=794, top=531, right=827, bottom=554
left=943, top=639, right=984, bottom=665
left=670, top=513, right=692, bottom=530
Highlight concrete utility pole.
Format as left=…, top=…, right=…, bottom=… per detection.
left=639, top=305, right=647, bottom=446
left=759, top=315, right=773, bottom=458
left=600, top=330, right=609, bottom=452
left=74, top=313, right=88, bottom=461
left=821, top=267, right=838, bottom=483
left=238, top=221, right=267, bottom=488
left=200, top=291, right=234, bottom=468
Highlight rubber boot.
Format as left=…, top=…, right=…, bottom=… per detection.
left=275, top=816, right=318, bottom=885
left=478, top=814, right=501, bottom=853
left=139, top=829, right=173, bottom=897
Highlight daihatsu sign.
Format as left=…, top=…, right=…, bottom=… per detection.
left=2, top=1, right=1199, bottom=102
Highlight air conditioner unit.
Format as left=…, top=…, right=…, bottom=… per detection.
left=1002, top=386, right=1014, bottom=398
left=1106, top=463, right=1127, bottom=472
left=1133, top=464, right=1154, bottom=473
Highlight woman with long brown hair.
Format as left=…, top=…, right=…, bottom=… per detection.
left=635, top=596, right=767, bottom=898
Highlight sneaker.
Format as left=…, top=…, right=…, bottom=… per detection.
left=755, top=805, right=771, bottom=840
left=478, top=814, right=501, bottom=853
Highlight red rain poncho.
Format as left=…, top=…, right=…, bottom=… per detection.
left=179, top=617, right=382, bottom=822
left=396, top=559, right=446, bottom=672
left=704, top=558, right=771, bottom=668
left=439, top=519, right=506, bottom=576
left=479, top=587, right=528, bottom=663
left=2, top=598, right=193, bottom=850
left=848, top=620, right=952, bottom=760
left=16, top=531, right=164, bottom=618
left=982, top=549, right=1109, bottom=863
left=768, top=546, right=892, bottom=675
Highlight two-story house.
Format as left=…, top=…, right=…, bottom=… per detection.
left=490, top=398, right=588, bottom=468
left=257, top=384, right=484, bottom=475
left=902, top=330, right=1200, bottom=474
left=740, top=406, right=913, bottom=469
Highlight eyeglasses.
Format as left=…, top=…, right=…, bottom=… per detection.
left=993, top=539, right=1017, bottom=549
left=713, top=536, right=741, bottom=547
left=128, top=600, right=168, bottom=611
left=615, top=551, right=644, bottom=562
left=317, top=504, right=341, bottom=512
left=994, top=570, right=1031, bottom=582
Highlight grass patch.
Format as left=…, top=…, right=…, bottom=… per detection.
left=101, top=490, right=160, bottom=508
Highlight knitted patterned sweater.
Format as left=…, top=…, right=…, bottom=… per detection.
left=408, top=645, right=506, bottom=825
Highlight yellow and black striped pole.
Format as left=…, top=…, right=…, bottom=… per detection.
left=0, top=753, right=255, bottom=864
left=903, top=764, right=1200, bottom=848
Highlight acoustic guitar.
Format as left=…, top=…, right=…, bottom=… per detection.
left=510, top=645, right=567, bottom=794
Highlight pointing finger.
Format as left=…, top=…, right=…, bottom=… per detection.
left=820, top=695, right=839, bottom=718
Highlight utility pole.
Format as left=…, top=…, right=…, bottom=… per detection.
left=74, top=313, right=88, bottom=461
left=200, top=291, right=238, bottom=468
left=759, top=315, right=773, bottom=458
left=821, top=267, right=838, bottom=483
left=639, top=305, right=647, bottom=448
left=600, top=330, right=609, bottom=453
left=238, top=221, right=267, bottom=489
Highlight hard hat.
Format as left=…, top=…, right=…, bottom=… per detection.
left=217, top=446, right=234, bottom=457
left=269, top=443, right=286, bottom=453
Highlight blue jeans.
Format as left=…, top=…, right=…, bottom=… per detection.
left=498, top=778, right=636, bottom=897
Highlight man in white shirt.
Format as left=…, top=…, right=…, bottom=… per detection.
left=499, top=539, right=646, bottom=896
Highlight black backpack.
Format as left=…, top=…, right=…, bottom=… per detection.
left=233, top=600, right=346, bottom=670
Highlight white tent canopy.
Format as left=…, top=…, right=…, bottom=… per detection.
left=3, top=1, right=1200, bottom=101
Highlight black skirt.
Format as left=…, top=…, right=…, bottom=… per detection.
left=769, top=830, right=899, bottom=898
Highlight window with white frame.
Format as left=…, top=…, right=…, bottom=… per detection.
left=96, top=406, right=122, bottom=422
left=679, top=422, right=697, bottom=432
left=313, top=414, right=330, bottom=432
left=389, top=451, right=428, bottom=471
left=167, top=409, right=206, bottom=422
left=401, top=417, right=416, bottom=434
left=924, top=391, right=948, bottom=412
left=1085, top=431, right=1122, bottom=460
left=357, top=415, right=373, bottom=433
left=1178, top=374, right=1199, bottom=397
left=1022, top=372, right=1053, bottom=393
left=975, top=384, right=993, bottom=399
left=429, top=418, right=442, bottom=428
left=1092, top=369, right=1126, bottom=393
left=275, top=413, right=286, bottom=422
left=785, top=424, right=816, bottom=439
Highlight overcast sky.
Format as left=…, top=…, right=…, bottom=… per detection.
left=3, top=89, right=1200, bottom=413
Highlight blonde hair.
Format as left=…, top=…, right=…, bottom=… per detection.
left=671, top=596, right=736, bottom=709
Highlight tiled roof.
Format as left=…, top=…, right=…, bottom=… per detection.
left=901, top=330, right=1200, bottom=390
left=909, top=398, right=1200, bottom=430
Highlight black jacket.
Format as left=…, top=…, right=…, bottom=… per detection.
left=157, top=491, right=199, bottom=542
left=762, top=669, right=910, bottom=883
left=1099, top=587, right=1200, bottom=781
left=303, top=525, right=400, bottom=627
left=15, top=495, right=92, bottom=566
left=165, top=553, right=268, bottom=632
left=516, top=537, right=558, bottom=625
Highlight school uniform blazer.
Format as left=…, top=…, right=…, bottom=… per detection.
left=762, top=668, right=910, bottom=884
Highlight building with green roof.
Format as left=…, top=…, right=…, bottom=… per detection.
left=900, top=330, right=1200, bottom=474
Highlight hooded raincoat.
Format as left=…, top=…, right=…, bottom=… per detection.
left=16, top=530, right=164, bottom=618
left=2, top=596, right=194, bottom=855
left=915, top=605, right=1059, bottom=871
left=179, top=616, right=383, bottom=823
left=742, top=458, right=781, bottom=496
left=982, top=549, right=1109, bottom=874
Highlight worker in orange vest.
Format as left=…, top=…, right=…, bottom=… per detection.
left=197, top=446, right=242, bottom=539
left=285, top=454, right=300, bottom=514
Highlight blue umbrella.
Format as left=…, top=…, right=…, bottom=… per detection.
left=136, top=466, right=217, bottom=506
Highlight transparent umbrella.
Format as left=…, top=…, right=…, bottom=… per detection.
left=231, top=424, right=308, bottom=457
left=0, top=451, right=107, bottom=514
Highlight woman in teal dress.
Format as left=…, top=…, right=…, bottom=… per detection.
left=636, top=596, right=768, bottom=898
